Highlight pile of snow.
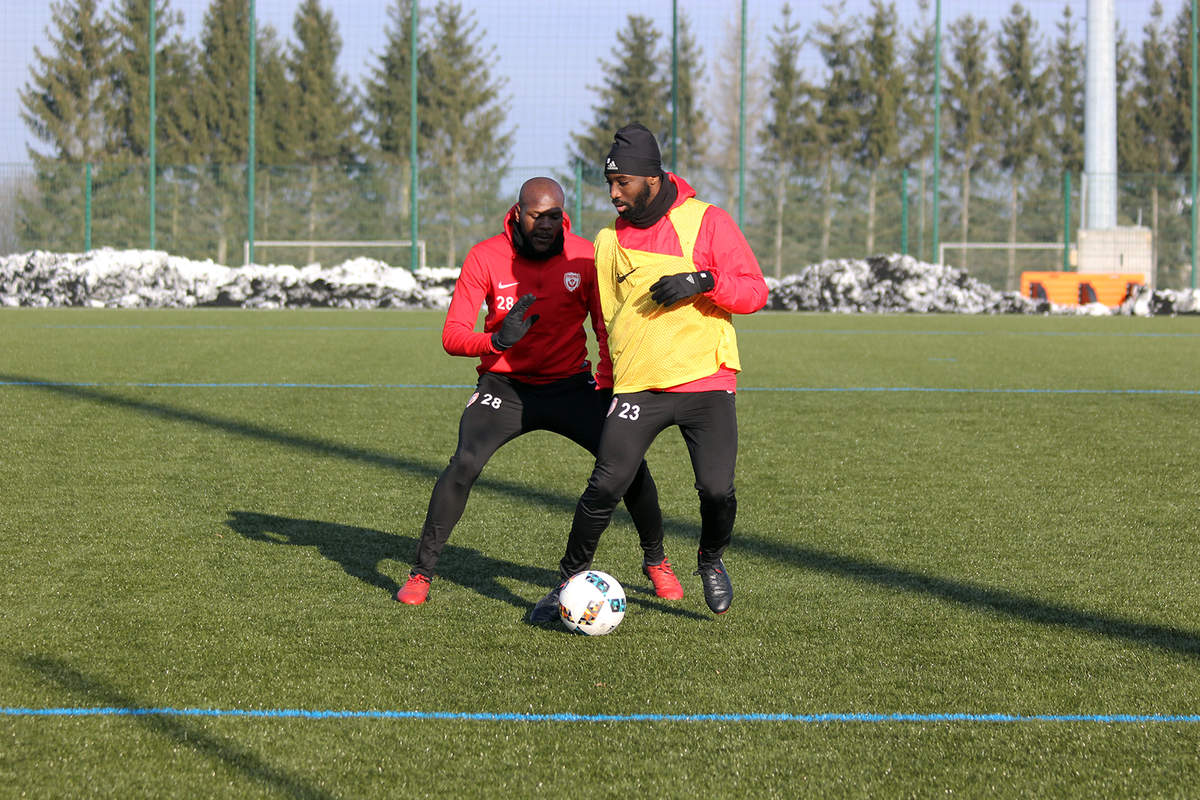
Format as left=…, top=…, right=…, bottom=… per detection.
left=765, top=254, right=1200, bottom=316
left=0, top=249, right=447, bottom=309
left=1, top=248, right=1197, bottom=315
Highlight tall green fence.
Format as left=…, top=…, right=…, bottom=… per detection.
left=2, top=0, right=1193, bottom=290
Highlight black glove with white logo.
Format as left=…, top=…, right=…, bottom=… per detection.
left=649, top=271, right=715, bottom=306
left=492, top=293, right=539, bottom=350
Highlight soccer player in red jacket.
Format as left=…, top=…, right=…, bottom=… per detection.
left=396, top=177, right=682, bottom=609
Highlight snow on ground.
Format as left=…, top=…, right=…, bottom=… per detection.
left=1, top=248, right=1197, bottom=315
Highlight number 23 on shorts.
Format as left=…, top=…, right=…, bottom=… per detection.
left=606, top=396, right=640, bottom=421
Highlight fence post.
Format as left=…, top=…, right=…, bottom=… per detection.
left=900, top=168, right=909, bottom=256
left=932, top=0, right=942, bottom=264
left=247, top=0, right=257, bottom=266
left=1192, top=0, right=1198, bottom=288
left=1063, top=171, right=1071, bottom=271
left=737, top=0, right=747, bottom=227
left=574, top=159, right=583, bottom=230
left=670, top=0, right=677, bottom=174
left=409, top=0, right=420, bottom=272
left=84, top=162, right=92, bottom=252
left=149, top=0, right=157, bottom=251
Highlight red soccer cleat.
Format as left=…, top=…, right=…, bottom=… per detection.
left=396, top=573, right=432, bottom=605
left=642, top=558, right=684, bottom=600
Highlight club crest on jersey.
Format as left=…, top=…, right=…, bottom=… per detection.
left=466, top=392, right=479, bottom=408
left=564, top=272, right=581, bottom=292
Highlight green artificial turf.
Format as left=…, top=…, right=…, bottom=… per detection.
left=2, top=308, right=1199, bottom=797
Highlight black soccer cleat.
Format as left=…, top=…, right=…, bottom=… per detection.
left=528, top=583, right=565, bottom=624
left=694, top=560, right=733, bottom=614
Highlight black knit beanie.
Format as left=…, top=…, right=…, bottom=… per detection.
left=604, top=123, right=662, bottom=176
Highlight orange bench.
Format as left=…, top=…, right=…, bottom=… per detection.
left=1020, top=271, right=1145, bottom=307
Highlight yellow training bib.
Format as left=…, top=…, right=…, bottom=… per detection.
left=594, top=198, right=741, bottom=393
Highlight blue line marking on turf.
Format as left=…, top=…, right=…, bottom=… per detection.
left=3, top=707, right=1200, bottom=724
left=21, top=324, right=438, bottom=332
left=739, top=387, right=1200, bottom=395
left=0, top=380, right=475, bottom=389
left=2, top=381, right=1197, bottom=395
left=738, top=328, right=1200, bottom=338
left=19, top=323, right=1200, bottom=338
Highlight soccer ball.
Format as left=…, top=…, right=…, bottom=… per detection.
left=558, top=570, right=626, bottom=636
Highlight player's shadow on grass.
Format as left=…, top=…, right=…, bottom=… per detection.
left=0, top=371, right=583, bottom=513
left=12, top=374, right=1196, bottom=648
left=21, top=654, right=333, bottom=800
left=225, top=511, right=706, bottom=621
left=735, top=536, right=1200, bottom=660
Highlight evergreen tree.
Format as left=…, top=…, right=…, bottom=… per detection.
left=365, top=0, right=417, bottom=162
left=19, top=0, right=115, bottom=251
left=812, top=4, right=859, bottom=261
left=280, top=0, right=362, bottom=262
left=363, top=0, right=419, bottom=242
left=254, top=26, right=295, bottom=168
left=854, top=0, right=904, bottom=255
left=186, top=0, right=293, bottom=263
left=192, top=0, right=253, bottom=263
left=107, top=0, right=186, bottom=160
left=1161, top=0, right=1199, bottom=287
left=149, top=38, right=202, bottom=255
left=1167, top=0, right=1195, bottom=174
left=994, top=2, right=1048, bottom=288
left=760, top=3, right=807, bottom=278
left=418, top=1, right=512, bottom=267
left=248, top=24, right=298, bottom=249
left=668, top=12, right=708, bottom=181
left=899, top=0, right=937, bottom=261
left=944, top=14, right=993, bottom=268
left=105, top=0, right=193, bottom=249
left=570, top=15, right=670, bottom=186
left=1126, top=2, right=1179, bottom=283
left=284, top=0, right=359, bottom=165
left=710, top=10, right=764, bottom=214
left=1048, top=5, right=1084, bottom=177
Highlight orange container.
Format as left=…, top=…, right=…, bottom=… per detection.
left=1020, top=271, right=1145, bottom=307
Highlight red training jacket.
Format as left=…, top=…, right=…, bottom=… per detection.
left=612, top=172, right=768, bottom=392
left=441, top=205, right=613, bottom=387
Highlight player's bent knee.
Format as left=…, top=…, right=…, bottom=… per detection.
left=445, top=454, right=486, bottom=487
left=697, top=486, right=736, bottom=507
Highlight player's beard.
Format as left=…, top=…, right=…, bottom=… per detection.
left=617, top=174, right=676, bottom=229
left=616, top=182, right=653, bottom=221
left=512, top=221, right=564, bottom=260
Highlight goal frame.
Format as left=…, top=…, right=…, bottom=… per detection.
left=937, top=241, right=1075, bottom=269
left=242, top=239, right=426, bottom=271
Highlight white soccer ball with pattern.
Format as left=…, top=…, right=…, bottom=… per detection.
left=559, top=570, right=626, bottom=635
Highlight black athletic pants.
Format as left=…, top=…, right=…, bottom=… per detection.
left=560, top=390, right=738, bottom=580
left=412, top=372, right=664, bottom=577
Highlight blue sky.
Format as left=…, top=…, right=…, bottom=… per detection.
left=1, top=0, right=1159, bottom=171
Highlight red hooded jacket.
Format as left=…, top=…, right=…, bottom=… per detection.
left=441, top=205, right=613, bottom=387
left=610, top=172, right=768, bottom=392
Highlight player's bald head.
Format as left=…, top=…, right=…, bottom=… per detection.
left=518, top=177, right=565, bottom=211
left=515, top=177, right=566, bottom=257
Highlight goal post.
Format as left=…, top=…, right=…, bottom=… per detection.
left=243, top=239, right=426, bottom=271
left=937, top=241, right=1075, bottom=268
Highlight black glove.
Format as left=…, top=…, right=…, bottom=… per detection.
left=491, top=293, right=539, bottom=350
left=649, top=270, right=715, bottom=306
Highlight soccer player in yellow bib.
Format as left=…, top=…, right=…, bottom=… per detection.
left=530, top=124, right=769, bottom=620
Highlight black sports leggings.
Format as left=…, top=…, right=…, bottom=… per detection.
left=412, top=372, right=663, bottom=577
left=560, top=389, right=738, bottom=579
